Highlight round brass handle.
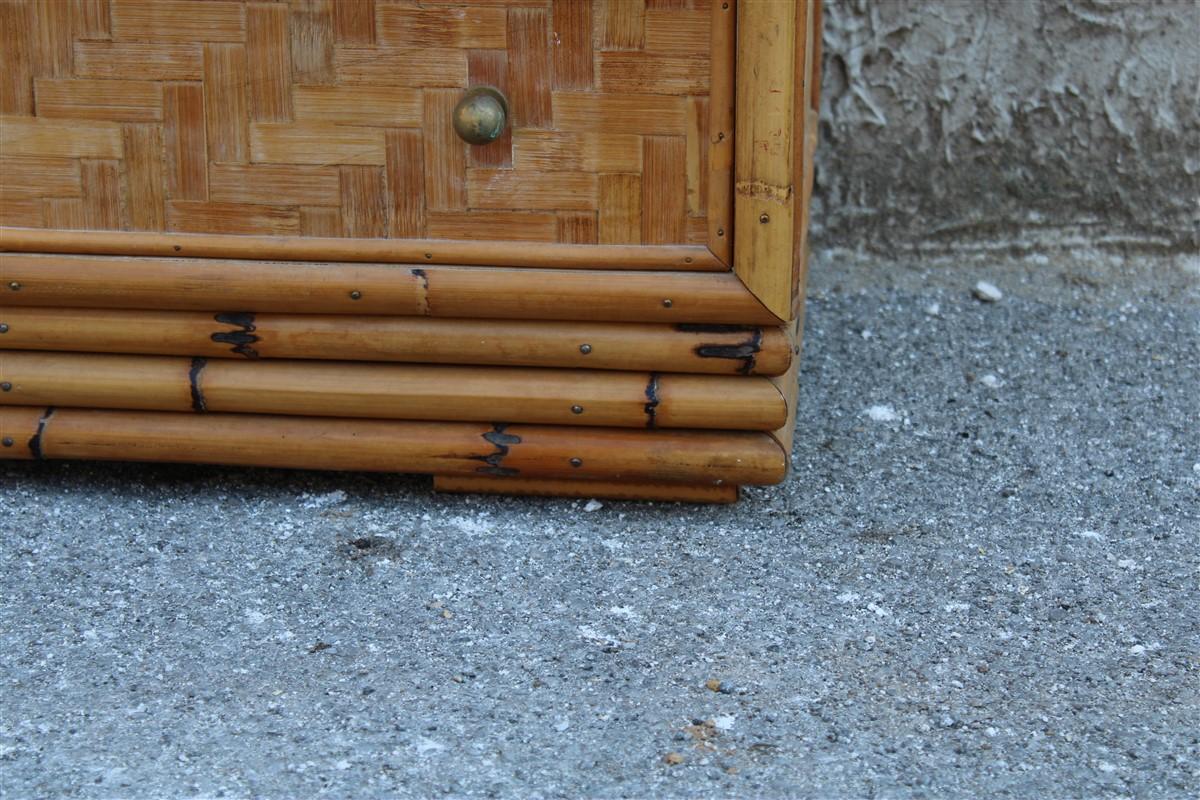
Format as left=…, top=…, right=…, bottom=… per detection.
left=452, top=86, right=509, bottom=145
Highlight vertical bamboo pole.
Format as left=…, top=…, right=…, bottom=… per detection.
left=734, top=0, right=813, bottom=321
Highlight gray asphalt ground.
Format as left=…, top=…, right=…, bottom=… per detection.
left=1, top=251, right=1197, bottom=798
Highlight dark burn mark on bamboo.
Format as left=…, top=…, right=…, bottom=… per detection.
left=694, top=328, right=763, bottom=375
left=214, top=311, right=255, bottom=329
left=189, top=357, right=208, bottom=413
left=470, top=423, right=521, bottom=476
left=644, top=374, right=660, bottom=429
left=211, top=311, right=260, bottom=358
left=211, top=329, right=260, bottom=358
left=28, top=407, right=55, bottom=460
left=412, top=268, right=431, bottom=315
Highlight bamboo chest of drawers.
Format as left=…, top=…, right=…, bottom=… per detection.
left=0, top=0, right=821, bottom=503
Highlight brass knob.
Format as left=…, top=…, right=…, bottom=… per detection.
left=452, top=86, right=509, bottom=145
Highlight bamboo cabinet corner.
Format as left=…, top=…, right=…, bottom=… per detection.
left=0, top=0, right=821, bottom=504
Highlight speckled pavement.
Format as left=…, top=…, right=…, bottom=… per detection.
left=1, top=252, right=1197, bottom=798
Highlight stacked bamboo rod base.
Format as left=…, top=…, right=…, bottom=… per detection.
left=1, top=251, right=801, bottom=503
left=0, top=0, right=819, bottom=503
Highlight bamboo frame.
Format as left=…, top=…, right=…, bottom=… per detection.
left=0, top=308, right=793, bottom=376
left=732, top=0, right=819, bottom=320
left=0, top=350, right=788, bottom=430
left=0, top=1, right=820, bottom=319
left=0, top=1, right=821, bottom=503
left=706, top=0, right=737, bottom=265
left=0, top=406, right=787, bottom=486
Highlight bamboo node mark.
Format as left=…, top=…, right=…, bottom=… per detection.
left=470, top=423, right=521, bottom=477
left=735, top=180, right=793, bottom=204
left=27, top=407, right=56, bottom=460
left=211, top=312, right=260, bottom=358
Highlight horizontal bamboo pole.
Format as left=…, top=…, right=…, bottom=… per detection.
left=434, top=476, right=739, bottom=504
left=0, top=406, right=788, bottom=485
left=0, top=227, right=726, bottom=271
left=0, top=351, right=788, bottom=430
left=1, top=253, right=779, bottom=324
left=0, top=308, right=791, bottom=376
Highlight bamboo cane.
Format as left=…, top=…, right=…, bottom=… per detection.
left=0, top=227, right=726, bottom=271
left=0, top=350, right=788, bottom=430
left=0, top=406, right=788, bottom=485
left=0, top=307, right=793, bottom=376
left=0, top=253, right=780, bottom=324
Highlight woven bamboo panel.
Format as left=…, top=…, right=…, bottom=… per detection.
left=0, top=0, right=730, bottom=252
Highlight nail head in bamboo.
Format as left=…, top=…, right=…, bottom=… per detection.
left=0, top=350, right=788, bottom=430
left=0, top=406, right=789, bottom=486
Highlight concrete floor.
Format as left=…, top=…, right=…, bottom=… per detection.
left=1, top=252, right=1197, bottom=798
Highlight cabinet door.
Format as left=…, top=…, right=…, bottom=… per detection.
left=0, top=0, right=734, bottom=267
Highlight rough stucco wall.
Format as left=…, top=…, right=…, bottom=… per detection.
left=813, top=0, right=1200, bottom=255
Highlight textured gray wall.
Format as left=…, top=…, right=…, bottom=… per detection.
left=812, top=0, right=1200, bottom=254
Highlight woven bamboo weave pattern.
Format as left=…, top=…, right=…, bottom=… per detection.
left=0, top=0, right=727, bottom=248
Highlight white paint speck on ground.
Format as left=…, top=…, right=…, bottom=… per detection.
left=577, top=625, right=622, bottom=648
left=925, top=302, right=941, bottom=317
left=1128, top=644, right=1146, bottom=656
left=446, top=515, right=493, bottom=536
left=865, top=405, right=900, bottom=422
left=944, top=602, right=971, bottom=613
left=301, top=490, right=346, bottom=509
left=244, top=609, right=267, bottom=625
left=980, top=373, right=1003, bottom=388
left=712, top=715, right=736, bottom=731
left=973, top=281, right=1004, bottom=302
left=414, top=737, right=446, bottom=755
left=1075, top=530, right=1104, bottom=541
left=584, top=499, right=604, bottom=512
